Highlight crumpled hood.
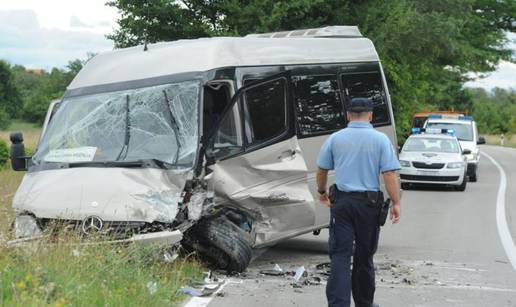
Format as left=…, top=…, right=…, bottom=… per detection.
left=13, top=167, right=190, bottom=223
left=400, top=151, right=462, bottom=163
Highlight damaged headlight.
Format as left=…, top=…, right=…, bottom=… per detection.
left=14, top=215, right=43, bottom=239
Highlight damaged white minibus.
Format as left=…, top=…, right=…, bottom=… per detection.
left=9, top=26, right=397, bottom=272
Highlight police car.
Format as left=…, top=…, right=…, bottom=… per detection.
left=399, top=128, right=469, bottom=191
left=424, top=115, right=485, bottom=182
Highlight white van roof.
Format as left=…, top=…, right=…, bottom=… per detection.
left=69, top=26, right=379, bottom=90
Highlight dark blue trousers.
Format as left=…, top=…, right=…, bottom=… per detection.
left=326, top=193, right=380, bottom=307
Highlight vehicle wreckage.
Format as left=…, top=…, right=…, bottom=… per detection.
left=9, top=26, right=398, bottom=272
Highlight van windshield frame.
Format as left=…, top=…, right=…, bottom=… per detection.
left=33, top=80, right=202, bottom=169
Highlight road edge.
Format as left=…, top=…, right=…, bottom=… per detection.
left=481, top=151, right=516, bottom=271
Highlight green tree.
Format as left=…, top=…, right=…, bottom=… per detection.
left=469, top=87, right=516, bottom=134
left=107, top=0, right=516, bottom=140
left=0, top=138, right=8, bottom=167
left=0, top=60, right=23, bottom=128
left=11, top=55, right=92, bottom=125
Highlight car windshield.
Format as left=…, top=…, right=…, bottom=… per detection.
left=426, top=122, right=473, bottom=141
left=403, top=137, right=460, bottom=153
left=34, top=80, right=200, bottom=167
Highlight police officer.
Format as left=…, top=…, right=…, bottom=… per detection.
left=316, top=97, right=401, bottom=307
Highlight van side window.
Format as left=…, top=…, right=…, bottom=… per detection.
left=212, top=104, right=243, bottom=158
left=243, top=78, right=287, bottom=145
left=292, top=75, right=344, bottom=136
left=341, top=72, right=390, bottom=126
left=204, top=83, right=244, bottom=159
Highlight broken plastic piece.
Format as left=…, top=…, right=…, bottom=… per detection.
left=146, top=281, right=158, bottom=295
left=180, top=287, right=202, bottom=297
left=293, top=266, right=306, bottom=282
left=260, top=269, right=285, bottom=276
left=14, top=215, right=42, bottom=239
left=163, top=251, right=179, bottom=263
left=274, top=263, right=283, bottom=272
left=188, top=191, right=206, bottom=220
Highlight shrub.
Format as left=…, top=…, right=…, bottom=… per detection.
left=0, top=139, right=8, bottom=167
left=0, top=109, right=11, bottom=130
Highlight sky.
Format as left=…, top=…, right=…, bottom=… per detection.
left=0, top=0, right=514, bottom=90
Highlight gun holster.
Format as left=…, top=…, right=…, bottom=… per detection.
left=328, top=184, right=337, bottom=204
left=379, top=197, right=391, bottom=226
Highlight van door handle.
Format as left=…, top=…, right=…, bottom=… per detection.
left=278, top=149, right=296, bottom=160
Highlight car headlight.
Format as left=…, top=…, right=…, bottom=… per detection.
left=14, top=215, right=42, bottom=238
left=447, top=162, right=465, bottom=169
left=464, top=154, right=475, bottom=161
left=399, top=160, right=411, bottom=167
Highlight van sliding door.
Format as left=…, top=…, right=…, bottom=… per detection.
left=207, top=73, right=316, bottom=247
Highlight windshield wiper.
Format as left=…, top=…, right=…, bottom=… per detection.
left=116, top=94, right=131, bottom=160
left=68, top=160, right=145, bottom=168
left=67, top=159, right=171, bottom=169
left=163, top=90, right=181, bottom=164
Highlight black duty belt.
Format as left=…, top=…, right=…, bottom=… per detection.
left=338, top=190, right=379, bottom=199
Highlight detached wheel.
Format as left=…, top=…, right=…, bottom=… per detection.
left=185, top=216, right=252, bottom=273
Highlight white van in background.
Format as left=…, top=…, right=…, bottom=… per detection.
left=424, top=115, right=485, bottom=182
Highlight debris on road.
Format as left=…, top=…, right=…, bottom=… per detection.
left=259, top=263, right=285, bottom=276
left=292, top=266, right=307, bottom=283
left=180, top=271, right=225, bottom=297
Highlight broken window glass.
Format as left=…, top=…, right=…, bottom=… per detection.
left=211, top=104, right=243, bottom=159
left=244, top=78, right=287, bottom=144
left=34, top=80, right=200, bottom=167
left=292, top=75, right=345, bottom=136
left=341, top=72, right=390, bottom=126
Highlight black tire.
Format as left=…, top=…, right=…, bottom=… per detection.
left=455, top=176, right=467, bottom=191
left=185, top=216, right=252, bottom=273
left=401, top=183, right=411, bottom=190
left=469, top=172, right=477, bottom=182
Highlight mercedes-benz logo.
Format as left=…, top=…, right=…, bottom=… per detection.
left=82, top=216, right=103, bottom=235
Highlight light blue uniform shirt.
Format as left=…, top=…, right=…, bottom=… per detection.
left=317, top=121, right=401, bottom=192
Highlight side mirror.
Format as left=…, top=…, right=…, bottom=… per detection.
left=10, top=132, right=28, bottom=171
left=462, top=149, right=472, bottom=155
left=477, top=136, right=486, bottom=145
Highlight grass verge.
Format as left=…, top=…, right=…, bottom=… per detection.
left=482, top=134, right=516, bottom=148
left=0, top=237, right=203, bottom=306
left=0, top=122, right=204, bottom=306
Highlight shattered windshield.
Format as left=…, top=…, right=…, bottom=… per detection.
left=34, top=81, right=200, bottom=167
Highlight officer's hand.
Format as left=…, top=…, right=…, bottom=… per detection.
left=390, top=202, right=401, bottom=224
left=319, top=193, right=331, bottom=208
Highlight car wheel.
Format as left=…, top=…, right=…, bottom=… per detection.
left=469, top=171, right=478, bottom=182
left=456, top=176, right=467, bottom=192
left=184, top=215, right=252, bottom=273
left=401, top=183, right=411, bottom=190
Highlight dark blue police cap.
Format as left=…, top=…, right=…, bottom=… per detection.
left=348, top=97, right=373, bottom=112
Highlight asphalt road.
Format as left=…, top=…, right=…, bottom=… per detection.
left=185, top=145, right=516, bottom=307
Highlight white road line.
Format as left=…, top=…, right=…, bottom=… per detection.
left=182, top=280, right=229, bottom=307
left=481, top=151, right=516, bottom=271
left=377, top=283, right=516, bottom=292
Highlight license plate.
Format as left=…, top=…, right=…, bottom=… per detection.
left=417, top=170, right=438, bottom=176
